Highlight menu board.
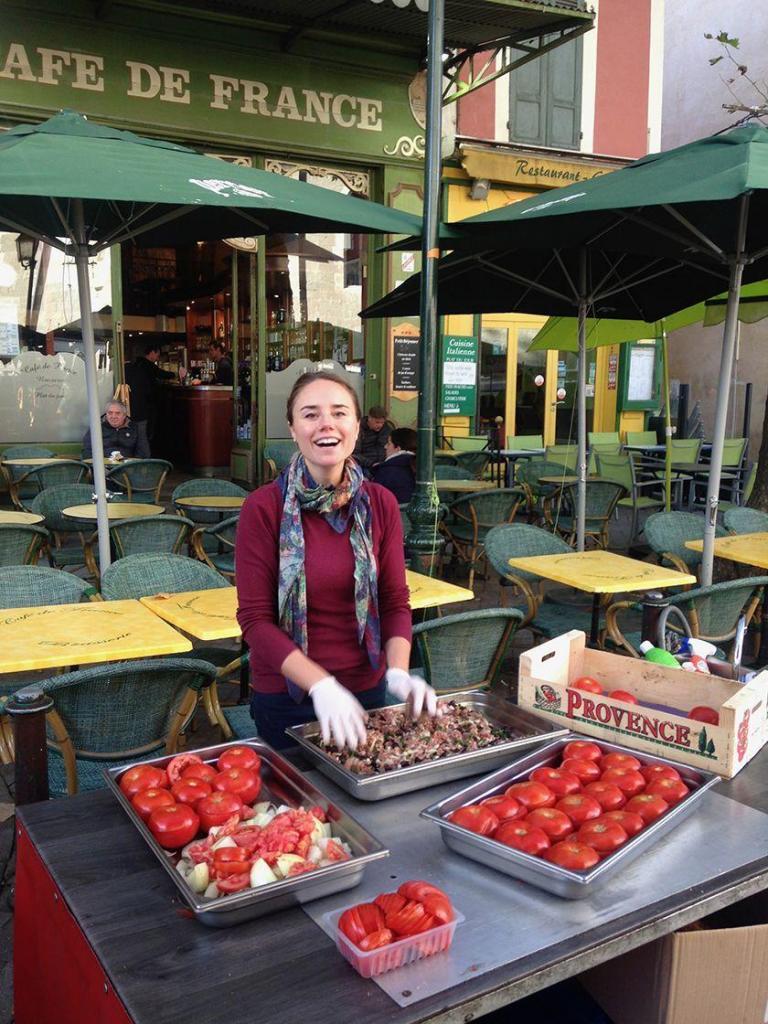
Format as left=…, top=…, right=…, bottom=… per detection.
left=441, top=334, right=478, bottom=416
left=627, top=345, right=656, bottom=402
left=392, top=331, right=420, bottom=392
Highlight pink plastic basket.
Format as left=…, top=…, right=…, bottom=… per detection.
left=324, top=905, right=463, bottom=979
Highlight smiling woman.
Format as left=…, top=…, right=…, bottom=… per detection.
left=235, top=370, right=439, bottom=751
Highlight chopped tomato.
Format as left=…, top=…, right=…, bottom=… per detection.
left=543, top=840, right=600, bottom=870
left=358, top=928, right=393, bottom=951
left=309, top=805, right=327, bottom=822
left=385, top=899, right=428, bottom=936
left=119, top=764, right=168, bottom=798
left=339, top=904, right=385, bottom=944
left=448, top=804, right=499, bottom=836
left=374, top=892, right=407, bottom=916
left=166, top=753, right=204, bottom=785
left=419, top=892, right=454, bottom=924
left=504, top=781, right=556, bottom=810
left=216, top=874, right=250, bottom=894
left=213, top=847, right=250, bottom=876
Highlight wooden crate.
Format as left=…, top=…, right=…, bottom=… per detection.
left=518, top=631, right=768, bottom=778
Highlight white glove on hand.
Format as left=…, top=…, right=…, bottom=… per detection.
left=309, top=676, right=367, bottom=751
left=385, top=668, right=438, bottom=719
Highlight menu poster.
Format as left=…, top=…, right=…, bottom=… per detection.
left=441, top=334, right=478, bottom=416
left=627, top=345, right=656, bottom=402
left=392, top=330, right=420, bottom=392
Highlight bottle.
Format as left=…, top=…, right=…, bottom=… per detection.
left=639, top=641, right=680, bottom=668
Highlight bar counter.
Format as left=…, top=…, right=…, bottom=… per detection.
left=156, top=383, right=233, bottom=472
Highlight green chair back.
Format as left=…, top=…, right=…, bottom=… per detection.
left=1, top=445, right=55, bottom=459
left=263, top=440, right=297, bottom=480
left=506, top=434, right=543, bottom=450
left=448, top=489, right=522, bottom=534
left=434, top=465, right=473, bottom=480
left=588, top=431, right=621, bottom=446
left=0, top=565, right=92, bottom=607
left=670, top=577, right=768, bottom=642
left=412, top=608, right=523, bottom=692
left=450, top=436, right=488, bottom=452
left=172, top=479, right=248, bottom=526
left=644, top=511, right=726, bottom=569
left=595, top=451, right=633, bottom=492
left=721, top=438, right=747, bottom=468
left=625, top=431, right=657, bottom=446
left=587, top=443, right=621, bottom=474
left=110, top=514, right=195, bottom=559
left=485, top=523, right=571, bottom=584
left=722, top=507, right=768, bottom=534
left=23, top=460, right=88, bottom=490
left=545, top=444, right=578, bottom=471
left=192, top=515, right=239, bottom=580
left=28, top=484, right=96, bottom=533
left=107, top=459, right=172, bottom=503
left=0, top=524, right=49, bottom=567
left=454, top=451, right=491, bottom=478
left=100, top=552, right=230, bottom=600
left=669, top=438, right=702, bottom=465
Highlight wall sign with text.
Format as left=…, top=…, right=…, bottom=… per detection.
left=391, top=325, right=420, bottom=393
left=441, top=334, right=478, bottom=416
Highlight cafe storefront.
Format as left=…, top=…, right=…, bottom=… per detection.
left=0, top=0, right=428, bottom=480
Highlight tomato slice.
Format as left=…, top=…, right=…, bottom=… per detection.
left=374, top=892, right=407, bottom=916
left=339, top=904, right=385, bottom=944
left=216, top=874, right=250, bottom=895
left=385, top=899, right=428, bottom=936
left=396, top=880, right=450, bottom=904
left=419, top=892, right=454, bottom=924
left=358, top=928, right=393, bottom=951
left=166, top=753, right=204, bottom=785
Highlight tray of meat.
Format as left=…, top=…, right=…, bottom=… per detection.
left=420, top=734, right=719, bottom=898
left=286, top=690, right=569, bottom=801
left=105, top=739, right=388, bottom=926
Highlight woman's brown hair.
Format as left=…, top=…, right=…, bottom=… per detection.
left=286, top=371, right=363, bottom=424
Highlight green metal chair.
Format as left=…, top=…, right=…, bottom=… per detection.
left=453, top=450, right=492, bottom=479
left=588, top=431, right=621, bottom=447
left=172, top=478, right=248, bottom=553
left=0, top=565, right=94, bottom=608
left=411, top=608, right=524, bottom=694
left=606, top=577, right=768, bottom=658
left=191, top=515, right=238, bottom=581
left=644, top=511, right=727, bottom=578
left=549, top=480, right=625, bottom=548
left=442, top=489, right=522, bottom=589
left=545, top=444, right=578, bottom=472
left=625, top=431, right=658, bottom=447
left=484, top=523, right=601, bottom=639
left=0, top=523, right=49, bottom=567
left=669, top=438, right=702, bottom=465
left=434, top=464, right=473, bottom=480
left=4, top=657, right=219, bottom=797
left=587, top=442, right=621, bottom=475
left=596, top=451, right=665, bottom=545
left=83, top=514, right=195, bottom=582
left=263, top=440, right=297, bottom=482
left=515, top=459, right=571, bottom=522
left=106, top=458, right=172, bottom=503
left=13, top=460, right=89, bottom=509
left=718, top=462, right=757, bottom=513
left=723, top=507, right=768, bottom=534
left=506, top=434, right=543, bottom=449
left=0, top=445, right=56, bottom=504
left=450, top=435, right=489, bottom=452
left=27, top=484, right=98, bottom=570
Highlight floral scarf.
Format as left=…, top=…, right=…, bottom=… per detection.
left=278, top=453, right=381, bottom=700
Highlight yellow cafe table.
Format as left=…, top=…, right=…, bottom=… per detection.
left=174, top=496, right=246, bottom=514
left=507, top=549, right=697, bottom=646
left=435, top=479, right=497, bottom=495
left=0, top=598, right=192, bottom=674
left=1, top=457, right=65, bottom=467
left=0, top=511, right=44, bottom=525
left=406, top=569, right=474, bottom=611
left=62, top=503, right=164, bottom=521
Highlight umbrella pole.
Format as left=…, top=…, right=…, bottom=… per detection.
left=661, top=328, right=672, bottom=512
left=700, top=196, right=749, bottom=586
left=73, top=200, right=111, bottom=573
left=575, top=252, right=587, bottom=552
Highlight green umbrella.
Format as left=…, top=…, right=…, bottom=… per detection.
left=0, top=111, right=421, bottom=570
left=365, top=125, right=768, bottom=575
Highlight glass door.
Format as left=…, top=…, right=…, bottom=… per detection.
left=515, top=326, right=549, bottom=442
left=554, top=349, right=596, bottom=442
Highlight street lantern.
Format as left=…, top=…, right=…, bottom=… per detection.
left=15, top=233, right=38, bottom=269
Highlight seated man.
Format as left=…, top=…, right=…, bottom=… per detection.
left=371, top=427, right=417, bottom=504
left=82, top=400, right=150, bottom=461
left=354, top=404, right=392, bottom=469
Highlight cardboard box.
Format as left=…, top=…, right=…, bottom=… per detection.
left=582, top=892, right=768, bottom=1024
left=518, top=631, right=768, bottom=778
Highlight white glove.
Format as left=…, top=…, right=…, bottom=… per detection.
left=309, top=676, right=367, bottom=751
left=385, top=668, right=438, bottom=719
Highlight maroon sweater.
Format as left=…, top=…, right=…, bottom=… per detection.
left=235, top=480, right=412, bottom=695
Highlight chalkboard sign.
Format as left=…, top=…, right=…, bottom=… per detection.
left=392, top=332, right=419, bottom=392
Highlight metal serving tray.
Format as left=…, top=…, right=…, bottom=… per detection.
left=286, top=690, right=569, bottom=801
left=420, top=734, right=720, bottom=899
left=105, top=739, right=389, bottom=927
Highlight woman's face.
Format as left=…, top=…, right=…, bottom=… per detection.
left=289, top=379, right=360, bottom=485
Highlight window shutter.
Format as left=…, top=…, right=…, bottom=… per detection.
left=508, top=35, right=582, bottom=150
left=509, top=50, right=547, bottom=147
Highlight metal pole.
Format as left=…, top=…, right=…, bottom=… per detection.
left=700, top=194, right=749, bottom=586
left=406, top=0, right=445, bottom=572
left=6, top=687, right=54, bottom=806
left=661, top=329, right=672, bottom=512
left=73, top=199, right=111, bottom=572
left=575, top=250, right=587, bottom=551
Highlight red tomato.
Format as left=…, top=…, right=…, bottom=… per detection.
left=640, top=764, right=682, bottom=784
left=504, top=781, right=556, bottom=810
left=583, top=781, right=626, bottom=811
left=600, top=752, right=642, bottom=773
left=599, top=810, right=645, bottom=837
left=448, top=804, right=499, bottom=836
left=576, top=819, right=628, bottom=854
left=216, top=874, right=250, bottom=894
left=213, top=847, right=250, bottom=876
left=375, top=892, right=406, bottom=916
left=479, top=795, right=526, bottom=821
left=554, top=793, right=602, bottom=826
left=570, top=676, right=603, bottom=694
left=197, top=791, right=244, bottom=832
left=608, top=690, right=639, bottom=705
left=339, top=903, right=386, bottom=944
left=559, top=758, right=601, bottom=783
left=397, top=880, right=450, bottom=904
left=171, top=778, right=212, bottom=806
left=493, top=821, right=550, bottom=856
left=544, top=840, right=600, bottom=870
left=359, top=929, right=394, bottom=951
left=119, top=764, right=168, bottom=798
left=217, top=746, right=262, bottom=774
left=420, top=892, right=454, bottom=924
left=166, top=753, right=204, bottom=785
left=646, top=777, right=690, bottom=806
left=213, top=767, right=261, bottom=806
left=530, top=767, right=582, bottom=797
left=600, top=768, right=646, bottom=796
left=130, top=786, right=175, bottom=822
left=182, top=762, right=219, bottom=785
left=525, top=807, right=574, bottom=841
left=625, top=793, right=669, bottom=824
left=385, top=900, right=430, bottom=936
left=147, top=804, right=200, bottom=849
left=562, top=740, right=603, bottom=762
left=689, top=706, right=720, bottom=726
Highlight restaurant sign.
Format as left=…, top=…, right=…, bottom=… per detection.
left=440, top=335, right=478, bottom=416
left=0, top=7, right=422, bottom=162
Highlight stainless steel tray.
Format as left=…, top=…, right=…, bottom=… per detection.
left=105, top=739, right=389, bottom=927
left=286, top=690, right=569, bottom=801
left=421, top=734, right=720, bottom=899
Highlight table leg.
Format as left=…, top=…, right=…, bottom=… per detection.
left=590, top=594, right=600, bottom=647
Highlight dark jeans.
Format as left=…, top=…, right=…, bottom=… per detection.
left=250, top=679, right=388, bottom=750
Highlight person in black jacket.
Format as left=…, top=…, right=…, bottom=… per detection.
left=209, top=342, right=234, bottom=386
left=371, top=427, right=417, bottom=504
left=125, top=343, right=185, bottom=445
left=82, top=401, right=150, bottom=460
left=354, top=404, right=392, bottom=469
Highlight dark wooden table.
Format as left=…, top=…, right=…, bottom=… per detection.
left=14, top=745, right=768, bottom=1024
